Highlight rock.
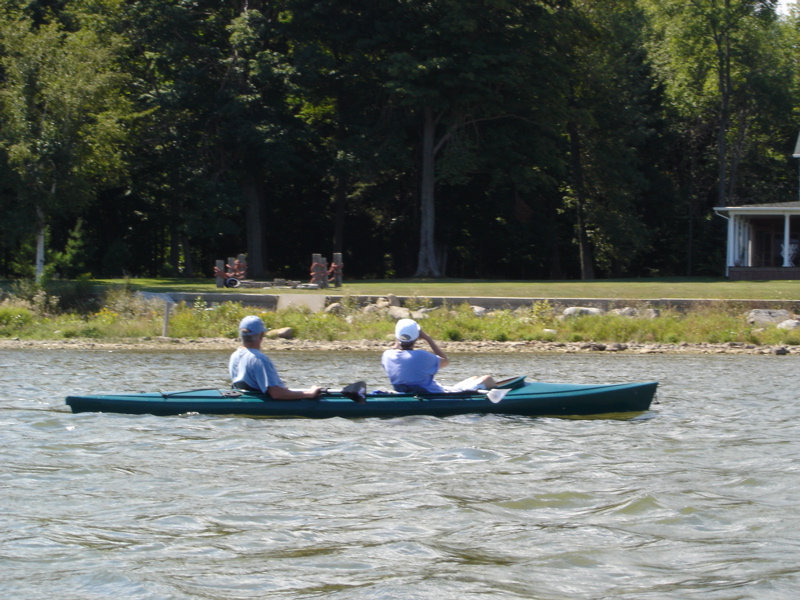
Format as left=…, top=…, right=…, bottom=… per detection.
left=609, top=307, right=638, bottom=317
left=562, top=306, right=605, bottom=318
left=362, top=304, right=383, bottom=314
left=387, top=305, right=411, bottom=320
left=777, top=319, right=800, bottom=330
left=773, top=346, right=789, bottom=355
left=266, top=327, right=294, bottom=339
left=543, top=329, right=558, bottom=335
left=746, top=309, right=792, bottom=325
left=375, top=297, right=390, bottom=308
left=324, top=302, right=343, bottom=315
left=387, top=294, right=401, bottom=307
left=643, top=308, right=660, bottom=319
left=472, top=306, right=487, bottom=317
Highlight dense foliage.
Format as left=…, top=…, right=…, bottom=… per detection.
left=0, top=0, right=798, bottom=281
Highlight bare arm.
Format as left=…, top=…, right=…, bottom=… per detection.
left=267, top=385, right=322, bottom=400
left=419, top=330, right=450, bottom=368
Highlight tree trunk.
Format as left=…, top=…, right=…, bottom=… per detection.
left=546, top=199, right=563, bottom=280
left=35, top=206, right=46, bottom=282
left=169, top=228, right=180, bottom=274
left=414, top=106, right=441, bottom=278
left=244, top=180, right=266, bottom=279
left=332, top=176, right=347, bottom=255
left=567, top=121, right=594, bottom=280
left=181, top=234, right=194, bottom=277
left=714, top=25, right=731, bottom=207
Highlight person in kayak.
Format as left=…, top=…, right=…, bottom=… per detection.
left=230, top=315, right=322, bottom=399
left=381, top=318, right=497, bottom=394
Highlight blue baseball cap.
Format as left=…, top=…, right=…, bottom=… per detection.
left=239, top=315, right=267, bottom=335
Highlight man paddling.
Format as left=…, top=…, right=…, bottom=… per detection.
left=230, top=315, right=322, bottom=399
left=381, top=318, right=497, bottom=393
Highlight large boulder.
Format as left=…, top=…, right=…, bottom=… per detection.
left=746, top=309, right=792, bottom=325
left=266, top=327, right=293, bottom=339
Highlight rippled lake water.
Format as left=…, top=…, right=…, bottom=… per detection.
left=3, top=348, right=800, bottom=599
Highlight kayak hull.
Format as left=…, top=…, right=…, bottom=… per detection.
left=65, top=377, right=658, bottom=419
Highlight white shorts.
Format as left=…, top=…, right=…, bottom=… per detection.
left=444, top=376, right=487, bottom=393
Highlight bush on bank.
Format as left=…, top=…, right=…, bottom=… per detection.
left=1, top=284, right=799, bottom=347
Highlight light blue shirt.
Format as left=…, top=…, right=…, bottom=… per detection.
left=381, top=348, right=445, bottom=393
left=229, top=347, right=284, bottom=393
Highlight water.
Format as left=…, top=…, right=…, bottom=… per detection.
left=3, top=348, right=800, bottom=599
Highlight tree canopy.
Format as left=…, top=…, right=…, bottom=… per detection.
left=0, top=0, right=798, bottom=281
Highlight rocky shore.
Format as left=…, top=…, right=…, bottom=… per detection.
left=1, top=336, right=796, bottom=355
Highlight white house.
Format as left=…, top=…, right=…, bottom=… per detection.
left=713, top=131, right=800, bottom=280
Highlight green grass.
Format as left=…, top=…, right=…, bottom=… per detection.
left=1, top=278, right=800, bottom=346
left=6, top=276, right=799, bottom=301
left=0, top=285, right=798, bottom=347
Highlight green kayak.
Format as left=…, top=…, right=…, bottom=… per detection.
left=65, top=376, right=658, bottom=419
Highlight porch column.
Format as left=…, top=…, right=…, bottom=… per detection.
left=726, top=213, right=735, bottom=271
left=784, top=213, right=792, bottom=267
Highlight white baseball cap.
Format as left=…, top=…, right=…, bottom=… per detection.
left=395, top=318, right=420, bottom=343
left=239, top=315, right=267, bottom=335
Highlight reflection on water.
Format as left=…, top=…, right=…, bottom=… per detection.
left=3, top=349, right=800, bottom=599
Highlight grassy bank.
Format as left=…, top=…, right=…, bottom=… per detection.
left=1, top=281, right=799, bottom=347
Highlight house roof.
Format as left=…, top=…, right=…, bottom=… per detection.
left=714, top=200, right=800, bottom=215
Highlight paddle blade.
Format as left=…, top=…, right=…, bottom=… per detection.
left=341, top=381, right=367, bottom=404
left=487, top=388, right=510, bottom=404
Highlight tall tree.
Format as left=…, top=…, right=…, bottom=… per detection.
left=381, top=0, right=560, bottom=277
left=0, top=3, right=130, bottom=279
left=642, top=0, right=781, bottom=208
left=558, top=0, right=660, bottom=279
left=282, top=0, right=410, bottom=261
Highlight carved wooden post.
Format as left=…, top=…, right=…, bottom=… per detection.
left=330, top=252, right=343, bottom=287
left=310, top=254, right=329, bottom=288
left=320, top=256, right=329, bottom=288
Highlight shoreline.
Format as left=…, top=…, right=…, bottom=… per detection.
left=0, top=337, right=796, bottom=355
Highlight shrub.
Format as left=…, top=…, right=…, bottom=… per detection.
left=0, top=301, right=35, bottom=334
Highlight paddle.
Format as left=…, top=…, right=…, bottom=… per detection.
left=323, top=381, right=367, bottom=404
left=484, top=388, right=510, bottom=404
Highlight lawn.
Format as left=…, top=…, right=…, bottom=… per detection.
left=58, top=276, right=800, bottom=301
